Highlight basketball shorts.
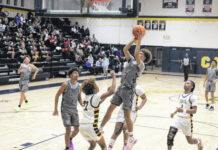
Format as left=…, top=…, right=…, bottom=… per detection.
left=116, top=110, right=137, bottom=123
left=80, top=123, right=102, bottom=141
left=19, top=80, right=29, bottom=92
left=205, top=81, right=216, bottom=92
left=61, top=111, right=79, bottom=127
left=171, top=115, right=192, bottom=136
left=111, top=86, right=135, bottom=110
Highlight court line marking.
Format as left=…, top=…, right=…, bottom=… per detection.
left=0, top=72, right=202, bottom=95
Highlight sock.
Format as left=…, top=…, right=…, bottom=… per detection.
left=109, top=139, right=115, bottom=148
left=18, top=105, right=21, bottom=107
left=25, top=100, right=28, bottom=103
left=108, top=148, right=112, bottom=150
left=128, top=132, right=133, bottom=136
left=206, top=102, right=209, bottom=105
left=211, top=103, right=214, bottom=107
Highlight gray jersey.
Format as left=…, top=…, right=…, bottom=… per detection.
left=207, top=67, right=218, bottom=82
left=20, top=63, right=32, bottom=83
left=121, top=55, right=145, bottom=88
left=61, top=81, right=80, bottom=113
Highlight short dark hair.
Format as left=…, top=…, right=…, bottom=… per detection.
left=81, top=78, right=96, bottom=95
left=68, top=67, right=79, bottom=75
left=211, top=60, right=217, bottom=65
left=190, top=80, right=195, bottom=92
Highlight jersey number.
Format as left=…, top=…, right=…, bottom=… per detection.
left=83, top=101, right=89, bottom=111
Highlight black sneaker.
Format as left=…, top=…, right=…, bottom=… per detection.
left=209, top=106, right=214, bottom=111
left=205, top=104, right=210, bottom=109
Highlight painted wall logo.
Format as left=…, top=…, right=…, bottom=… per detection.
left=201, top=56, right=218, bottom=68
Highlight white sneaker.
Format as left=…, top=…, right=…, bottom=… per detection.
left=14, top=107, right=21, bottom=112
left=125, top=137, right=137, bottom=150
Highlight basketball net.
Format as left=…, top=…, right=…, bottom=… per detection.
left=91, top=0, right=111, bottom=12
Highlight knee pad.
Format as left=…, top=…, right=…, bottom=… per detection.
left=167, top=126, right=178, bottom=146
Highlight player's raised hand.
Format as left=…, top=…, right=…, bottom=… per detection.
left=110, top=70, right=115, bottom=77
left=170, top=113, right=175, bottom=118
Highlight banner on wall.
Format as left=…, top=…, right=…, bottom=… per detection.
left=186, top=0, right=195, bottom=14
left=152, top=21, right=159, bottom=30
left=163, top=0, right=178, bottom=8
left=159, top=21, right=166, bottom=30
left=144, top=20, right=151, bottom=30
left=203, top=0, right=212, bottom=13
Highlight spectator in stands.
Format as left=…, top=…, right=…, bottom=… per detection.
left=102, top=56, right=110, bottom=78
left=15, top=13, right=21, bottom=27
left=87, top=53, right=94, bottom=67
left=7, top=46, right=16, bottom=59
left=94, top=57, right=103, bottom=74
left=111, top=56, right=121, bottom=73
left=85, top=58, right=94, bottom=74
left=20, top=14, right=25, bottom=25
left=18, top=42, right=27, bottom=60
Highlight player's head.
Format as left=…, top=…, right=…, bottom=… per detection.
left=24, top=56, right=30, bottom=64
left=185, top=53, right=189, bottom=58
left=81, top=78, right=99, bottom=95
left=184, top=80, right=195, bottom=92
left=211, top=60, right=217, bottom=67
left=68, top=67, right=79, bottom=80
left=140, top=49, right=150, bottom=62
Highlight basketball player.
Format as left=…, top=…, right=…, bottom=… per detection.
left=53, top=68, right=82, bottom=150
left=100, top=33, right=146, bottom=150
left=180, top=53, right=192, bottom=81
left=203, top=60, right=218, bottom=111
left=167, top=80, right=203, bottom=150
left=79, top=70, right=116, bottom=150
left=108, top=85, right=147, bottom=150
left=14, top=56, right=39, bottom=112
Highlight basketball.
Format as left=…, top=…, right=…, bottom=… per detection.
left=132, top=25, right=146, bottom=39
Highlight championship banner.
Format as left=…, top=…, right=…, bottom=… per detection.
left=186, top=0, right=195, bottom=14
left=203, top=0, right=212, bottom=13
left=163, top=0, right=178, bottom=8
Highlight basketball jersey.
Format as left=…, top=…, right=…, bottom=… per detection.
left=118, top=85, right=144, bottom=113
left=61, top=81, right=80, bottom=113
left=80, top=93, right=102, bottom=124
left=20, top=63, right=32, bottom=82
left=176, top=92, right=198, bottom=118
left=207, top=67, right=218, bottom=82
left=121, top=55, right=145, bottom=88
left=183, top=58, right=190, bottom=66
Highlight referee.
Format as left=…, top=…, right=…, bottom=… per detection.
left=180, top=53, right=192, bottom=81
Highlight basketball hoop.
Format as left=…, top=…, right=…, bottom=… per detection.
left=91, top=0, right=111, bottom=12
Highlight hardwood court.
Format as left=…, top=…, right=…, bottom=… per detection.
left=0, top=72, right=217, bottom=150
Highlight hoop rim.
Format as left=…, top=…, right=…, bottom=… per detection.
left=91, top=0, right=111, bottom=5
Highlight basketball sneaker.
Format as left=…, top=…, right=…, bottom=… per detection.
left=197, top=138, right=203, bottom=150
left=209, top=106, right=214, bottom=111
left=24, top=102, right=29, bottom=110
left=70, top=141, right=74, bottom=150
left=14, top=107, right=21, bottom=112
left=205, top=104, right=210, bottom=109
left=124, top=137, right=137, bottom=150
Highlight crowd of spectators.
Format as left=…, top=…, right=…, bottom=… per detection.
left=0, top=11, right=125, bottom=76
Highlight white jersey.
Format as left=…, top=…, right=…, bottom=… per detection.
left=183, top=58, right=190, bottom=66
left=117, top=85, right=144, bottom=122
left=80, top=93, right=102, bottom=124
left=176, top=92, right=198, bottom=118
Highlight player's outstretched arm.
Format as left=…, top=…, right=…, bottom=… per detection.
left=134, top=33, right=143, bottom=65
left=99, top=70, right=116, bottom=104
left=123, top=39, right=136, bottom=60
left=136, top=94, right=147, bottom=111
left=53, top=83, right=67, bottom=116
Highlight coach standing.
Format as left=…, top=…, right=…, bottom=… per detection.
left=180, top=53, right=192, bottom=81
